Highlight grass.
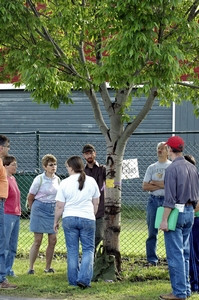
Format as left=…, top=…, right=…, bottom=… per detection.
left=3, top=210, right=196, bottom=299
left=1, top=258, right=198, bottom=300
left=18, top=213, right=166, bottom=259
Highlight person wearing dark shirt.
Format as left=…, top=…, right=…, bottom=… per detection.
left=82, top=144, right=106, bottom=250
left=184, top=154, right=199, bottom=294
left=159, top=136, right=199, bottom=300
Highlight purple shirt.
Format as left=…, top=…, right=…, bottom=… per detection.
left=163, top=156, right=199, bottom=208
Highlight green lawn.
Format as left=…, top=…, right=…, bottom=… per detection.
left=18, top=215, right=166, bottom=259
left=1, top=258, right=198, bottom=300
left=2, top=216, right=197, bottom=300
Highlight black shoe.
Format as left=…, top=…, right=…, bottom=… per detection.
left=27, top=269, right=34, bottom=275
left=77, top=282, right=86, bottom=289
left=77, top=282, right=91, bottom=289
left=145, top=262, right=157, bottom=267
left=44, top=268, right=55, bottom=273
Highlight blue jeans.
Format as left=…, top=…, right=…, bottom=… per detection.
left=4, top=214, right=20, bottom=276
left=0, top=201, right=6, bottom=283
left=189, top=216, right=199, bottom=292
left=146, top=194, right=164, bottom=264
left=62, top=216, right=95, bottom=287
left=164, top=206, right=194, bottom=298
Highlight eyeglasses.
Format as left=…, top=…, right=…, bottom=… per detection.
left=48, top=163, right=57, bottom=167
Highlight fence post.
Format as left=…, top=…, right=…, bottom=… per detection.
left=36, top=130, right=40, bottom=172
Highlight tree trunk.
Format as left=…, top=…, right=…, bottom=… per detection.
left=104, top=145, right=124, bottom=272
left=85, top=87, right=157, bottom=272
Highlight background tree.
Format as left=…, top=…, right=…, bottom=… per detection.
left=0, top=0, right=199, bottom=271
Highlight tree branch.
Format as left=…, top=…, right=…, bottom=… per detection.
left=157, top=1, right=166, bottom=44
left=186, top=0, right=199, bottom=22
left=176, top=81, right=199, bottom=89
left=26, top=0, right=66, bottom=58
left=76, top=41, right=91, bottom=81
left=95, top=35, right=102, bottom=66
left=121, top=87, right=157, bottom=142
left=26, top=0, right=85, bottom=80
left=116, top=87, right=133, bottom=106
left=84, top=88, right=109, bottom=136
left=99, top=83, right=112, bottom=111
left=163, top=1, right=199, bottom=42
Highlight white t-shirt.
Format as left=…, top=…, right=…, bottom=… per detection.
left=143, top=160, right=171, bottom=196
left=29, top=172, right=60, bottom=203
left=55, top=174, right=100, bottom=220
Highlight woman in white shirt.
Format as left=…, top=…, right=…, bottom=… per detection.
left=54, top=156, right=100, bottom=289
left=27, top=154, right=60, bottom=275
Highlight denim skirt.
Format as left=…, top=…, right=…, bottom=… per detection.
left=30, top=200, right=56, bottom=234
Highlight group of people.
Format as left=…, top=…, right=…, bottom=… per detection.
left=26, top=144, right=105, bottom=289
left=0, top=134, right=105, bottom=290
left=143, top=136, right=199, bottom=299
left=1, top=133, right=199, bottom=297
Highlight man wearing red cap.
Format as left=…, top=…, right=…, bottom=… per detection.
left=159, top=136, right=199, bottom=300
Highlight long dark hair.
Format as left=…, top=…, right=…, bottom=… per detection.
left=184, top=154, right=196, bottom=166
left=66, top=156, right=86, bottom=191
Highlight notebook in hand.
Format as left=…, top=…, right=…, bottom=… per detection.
left=155, top=206, right=179, bottom=231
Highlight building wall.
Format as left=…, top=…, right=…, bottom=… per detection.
left=175, top=101, right=199, bottom=143
left=0, top=88, right=172, bottom=137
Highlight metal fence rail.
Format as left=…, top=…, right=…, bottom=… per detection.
left=3, top=131, right=199, bottom=259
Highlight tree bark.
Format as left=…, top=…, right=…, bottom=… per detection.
left=104, top=143, right=124, bottom=272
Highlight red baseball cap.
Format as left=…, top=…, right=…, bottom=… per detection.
left=164, top=136, right=185, bottom=151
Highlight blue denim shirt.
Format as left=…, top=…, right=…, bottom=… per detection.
left=163, top=156, right=199, bottom=208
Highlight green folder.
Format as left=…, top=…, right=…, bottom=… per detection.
left=155, top=207, right=179, bottom=231
left=195, top=211, right=199, bottom=217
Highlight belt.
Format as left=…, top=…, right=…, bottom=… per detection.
left=151, top=194, right=164, bottom=199
left=185, top=202, right=193, bottom=207
left=0, top=198, right=5, bottom=201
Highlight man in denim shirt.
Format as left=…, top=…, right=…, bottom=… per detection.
left=159, top=136, right=199, bottom=300
left=143, top=142, right=171, bottom=266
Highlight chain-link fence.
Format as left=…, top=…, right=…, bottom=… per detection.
left=3, top=131, right=199, bottom=259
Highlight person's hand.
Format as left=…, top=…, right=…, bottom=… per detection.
left=159, top=220, right=169, bottom=232
left=54, top=222, right=59, bottom=233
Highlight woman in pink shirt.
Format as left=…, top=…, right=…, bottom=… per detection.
left=3, top=155, right=21, bottom=277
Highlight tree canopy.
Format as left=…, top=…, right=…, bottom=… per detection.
left=0, top=0, right=199, bottom=117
